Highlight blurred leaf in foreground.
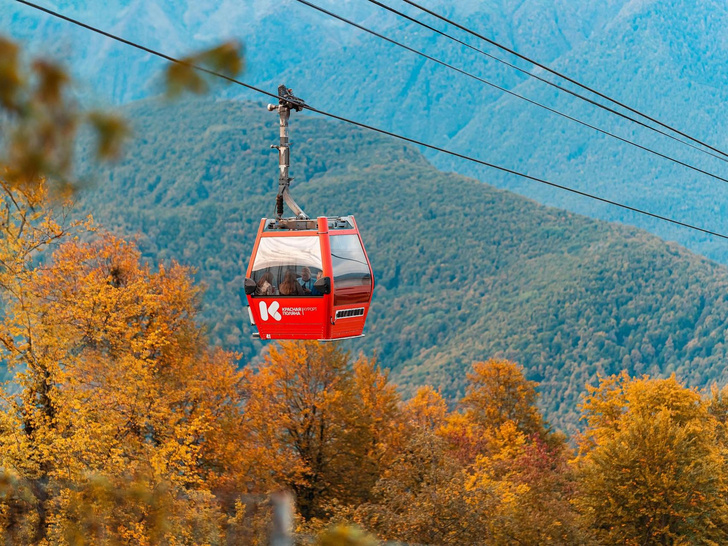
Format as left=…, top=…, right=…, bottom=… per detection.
left=165, top=40, right=244, bottom=98
left=0, top=36, right=129, bottom=197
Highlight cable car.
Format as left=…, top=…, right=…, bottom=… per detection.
left=243, top=86, right=374, bottom=341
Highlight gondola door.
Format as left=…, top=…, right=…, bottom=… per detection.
left=245, top=217, right=333, bottom=340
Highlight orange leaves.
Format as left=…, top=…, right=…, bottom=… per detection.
left=350, top=359, right=582, bottom=545
left=578, top=372, right=707, bottom=453
left=24, top=234, right=201, bottom=374
left=5, top=194, right=728, bottom=542
left=0, top=37, right=84, bottom=192
left=0, top=227, right=584, bottom=542
left=402, top=385, right=448, bottom=431
left=243, top=342, right=402, bottom=521
left=315, top=524, right=378, bottom=546
left=0, top=37, right=22, bottom=111
left=0, top=34, right=245, bottom=201
left=87, top=111, right=130, bottom=161
left=30, top=60, right=69, bottom=106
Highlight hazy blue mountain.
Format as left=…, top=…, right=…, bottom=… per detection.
left=76, top=98, right=728, bottom=431
left=5, top=0, right=728, bottom=267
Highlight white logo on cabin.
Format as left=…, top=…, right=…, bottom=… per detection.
left=259, top=301, right=282, bottom=322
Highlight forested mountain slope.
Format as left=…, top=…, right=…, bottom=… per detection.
left=439, top=0, right=728, bottom=263
left=78, top=98, right=728, bottom=430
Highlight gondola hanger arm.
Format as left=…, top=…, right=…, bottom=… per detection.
left=268, top=84, right=309, bottom=220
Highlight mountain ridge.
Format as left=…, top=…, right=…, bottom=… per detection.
left=12, top=0, right=728, bottom=264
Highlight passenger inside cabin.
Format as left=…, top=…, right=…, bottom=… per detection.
left=255, top=271, right=276, bottom=296
left=311, top=270, right=324, bottom=296
left=279, top=269, right=306, bottom=296
left=298, top=267, right=316, bottom=294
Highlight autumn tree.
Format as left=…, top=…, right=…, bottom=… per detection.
left=243, top=341, right=401, bottom=521
left=465, top=427, right=587, bottom=545
left=0, top=234, right=249, bottom=543
left=575, top=373, right=728, bottom=544
left=0, top=32, right=243, bottom=287
left=461, top=359, right=546, bottom=438
left=438, top=359, right=555, bottom=466
left=335, top=355, right=403, bottom=504
left=0, top=33, right=253, bottom=543
left=349, top=384, right=478, bottom=543
left=402, top=385, right=449, bottom=432
left=354, top=427, right=479, bottom=544
left=354, top=360, right=585, bottom=545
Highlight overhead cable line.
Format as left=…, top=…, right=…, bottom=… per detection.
left=363, top=0, right=728, bottom=166
left=294, top=0, right=728, bottom=186
left=13, top=0, right=728, bottom=241
left=400, top=0, right=728, bottom=162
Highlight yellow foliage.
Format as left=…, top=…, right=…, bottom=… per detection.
left=0, top=233, right=248, bottom=543
left=352, top=360, right=584, bottom=545
left=165, top=41, right=245, bottom=98
left=316, top=525, right=378, bottom=546
left=575, top=373, right=728, bottom=544
left=315, top=524, right=378, bottom=546
left=1, top=34, right=245, bottom=197
left=0, top=36, right=129, bottom=195
left=461, top=359, right=546, bottom=439
left=402, top=385, right=448, bottom=431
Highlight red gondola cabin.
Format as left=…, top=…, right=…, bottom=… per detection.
left=244, top=215, right=374, bottom=340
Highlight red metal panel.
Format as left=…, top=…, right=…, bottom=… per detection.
left=249, top=296, right=329, bottom=340
left=331, top=304, right=370, bottom=339
left=318, top=217, right=334, bottom=340
left=329, top=216, right=374, bottom=340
